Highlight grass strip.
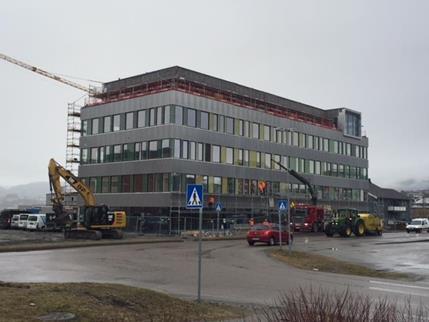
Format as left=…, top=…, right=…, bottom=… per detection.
left=270, top=249, right=415, bottom=281
left=0, top=282, right=245, bottom=322
left=0, top=238, right=183, bottom=253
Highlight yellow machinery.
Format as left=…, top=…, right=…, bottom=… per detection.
left=48, top=158, right=126, bottom=240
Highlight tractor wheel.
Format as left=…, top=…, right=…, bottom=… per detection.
left=248, top=241, right=255, bottom=246
left=325, top=224, right=334, bottom=237
left=354, top=220, right=365, bottom=237
left=340, top=225, right=352, bottom=237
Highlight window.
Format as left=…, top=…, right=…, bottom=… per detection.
left=218, top=115, right=224, bottom=132
left=226, top=147, right=233, bottom=164
left=101, top=177, right=110, bottom=193
left=227, top=178, right=235, bottom=194
left=235, top=148, right=243, bottom=165
left=212, top=145, right=220, bottom=163
left=307, top=135, right=313, bottom=149
left=105, top=146, right=113, bottom=162
left=171, top=173, right=181, bottom=192
left=263, top=125, right=270, bottom=141
left=92, top=118, right=99, bottom=135
left=81, top=149, right=88, bottom=164
left=205, top=143, right=211, bottom=162
left=309, top=160, right=315, bottom=174
left=323, top=138, right=329, bottom=152
left=174, top=139, right=180, bottom=158
left=99, top=146, right=105, bottom=163
left=299, top=133, right=305, bottom=148
left=197, top=143, right=203, bottom=161
left=110, top=176, right=120, bottom=193
left=162, top=139, right=171, bottom=158
left=313, top=136, right=319, bottom=150
left=181, top=140, right=188, bottom=159
left=125, top=112, right=134, bottom=130
left=149, top=141, right=159, bottom=159
left=252, top=123, right=259, bottom=139
left=104, top=116, right=112, bottom=133
left=225, top=117, right=234, bottom=134
left=236, top=119, right=243, bottom=136
left=315, top=161, right=321, bottom=175
left=149, top=108, right=156, bottom=126
left=210, top=113, right=218, bottom=131
left=243, top=150, right=249, bottom=166
left=213, top=177, right=222, bottom=194
left=123, top=143, right=135, bottom=161
left=292, top=132, right=298, bottom=146
left=186, top=108, right=196, bottom=127
left=264, top=153, right=271, bottom=169
left=122, top=175, right=132, bottom=193
left=174, top=106, right=183, bottom=125
left=162, top=174, right=170, bottom=192
left=113, top=115, right=121, bottom=132
left=273, top=154, right=280, bottom=169
left=113, top=145, right=122, bottom=161
left=141, top=142, right=148, bottom=160
left=243, top=121, right=249, bottom=137
left=82, top=120, right=88, bottom=136
left=157, top=107, right=163, bottom=125
left=200, top=111, right=209, bottom=129
left=134, top=143, right=140, bottom=160
left=345, top=111, right=361, bottom=137
left=256, top=152, right=261, bottom=168
left=276, top=130, right=283, bottom=143
left=137, top=110, right=146, bottom=127
left=164, top=105, right=171, bottom=124
left=189, top=141, right=196, bottom=160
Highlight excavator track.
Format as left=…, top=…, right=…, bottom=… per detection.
left=64, top=229, right=102, bottom=240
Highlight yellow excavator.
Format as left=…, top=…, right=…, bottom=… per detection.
left=48, top=158, right=126, bottom=240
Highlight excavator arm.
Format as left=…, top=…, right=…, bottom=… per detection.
left=271, top=159, right=318, bottom=205
left=48, top=158, right=96, bottom=209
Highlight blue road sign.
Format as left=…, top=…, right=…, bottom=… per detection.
left=186, top=184, right=203, bottom=209
left=215, top=202, right=222, bottom=212
left=278, top=199, right=289, bottom=211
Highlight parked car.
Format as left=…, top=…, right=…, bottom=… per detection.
left=0, top=209, right=26, bottom=229
left=26, top=214, right=47, bottom=231
left=11, top=214, right=20, bottom=229
left=17, top=214, right=29, bottom=229
left=406, top=218, right=429, bottom=233
left=247, top=223, right=292, bottom=246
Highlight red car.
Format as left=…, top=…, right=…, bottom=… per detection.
left=247, top=223, right=292, bottom=246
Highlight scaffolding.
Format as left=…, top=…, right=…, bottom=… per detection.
left=90, top=78, right=337, bottom=130
left=65, top=102, right=81, bottom=181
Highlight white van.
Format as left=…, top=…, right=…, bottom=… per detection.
left=17, top=214, right=29, bottom=229
left=26, top=214, right=47, bottom=231
left=406, top=218, right=429, bottom=233
left=11, top=214, right=20, bottom=229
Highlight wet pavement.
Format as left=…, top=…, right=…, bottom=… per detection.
left=0, top=236, right=428, bottom=307
left=293, top=231, right=429, bottom=279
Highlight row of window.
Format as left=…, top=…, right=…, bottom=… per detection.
left=82, top=173, right=365, bottom=202
left=81, top=105, right=368, bottom=159
left=81, top=139, right=368, bottom=180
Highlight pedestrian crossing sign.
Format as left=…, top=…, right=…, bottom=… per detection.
left=278, top=200, right=288, bottom=211
left=186, top=184, right=203, bottom=209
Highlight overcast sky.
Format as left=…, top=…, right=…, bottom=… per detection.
left=0, top=1, right=428, bottom=190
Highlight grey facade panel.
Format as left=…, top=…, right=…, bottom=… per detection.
left=82, top=90, right=367, bottom=145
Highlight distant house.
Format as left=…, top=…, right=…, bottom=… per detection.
left=368, top=182, right=411, bottom=228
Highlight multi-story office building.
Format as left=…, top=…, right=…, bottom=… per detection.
left=79, top=66, right=369, bottom=229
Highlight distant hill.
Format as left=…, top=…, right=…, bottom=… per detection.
left=0, top=182, right=48, bottom=209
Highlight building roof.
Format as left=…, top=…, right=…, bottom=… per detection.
left=100, top=66, right=333, bottom=121
left=369, top=182, right=410, bottom=200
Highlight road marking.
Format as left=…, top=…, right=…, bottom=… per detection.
left=369, top=287, right=429, bottom=297
left=369, top=280, right=429, bottom=291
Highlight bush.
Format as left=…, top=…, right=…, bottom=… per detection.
left=257, top=287, right=428, bottom=322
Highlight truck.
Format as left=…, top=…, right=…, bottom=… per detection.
left=271, top=159, right=327, bottom=232
left=48, top=158, right=127, bottom=240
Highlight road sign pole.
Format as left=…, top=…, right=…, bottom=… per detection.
left=288, top=198, right=292, bottom=254
left=278, top=208, right=282, bottom=250
left=216, top=210, right=220, bottom=237
left=197, top=207, right=203, bottom=302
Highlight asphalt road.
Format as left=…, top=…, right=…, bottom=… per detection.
left=0, top=237, right=428, bottom=307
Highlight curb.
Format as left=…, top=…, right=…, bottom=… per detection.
left=0, top=238, right=184, bottom=253
left=375, top=238, right=429, bottom=245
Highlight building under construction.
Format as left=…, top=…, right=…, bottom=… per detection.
left=78, top=66, right=369, bottom=231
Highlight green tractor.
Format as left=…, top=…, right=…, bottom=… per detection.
left=324, top=208, right=368, bottom=238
